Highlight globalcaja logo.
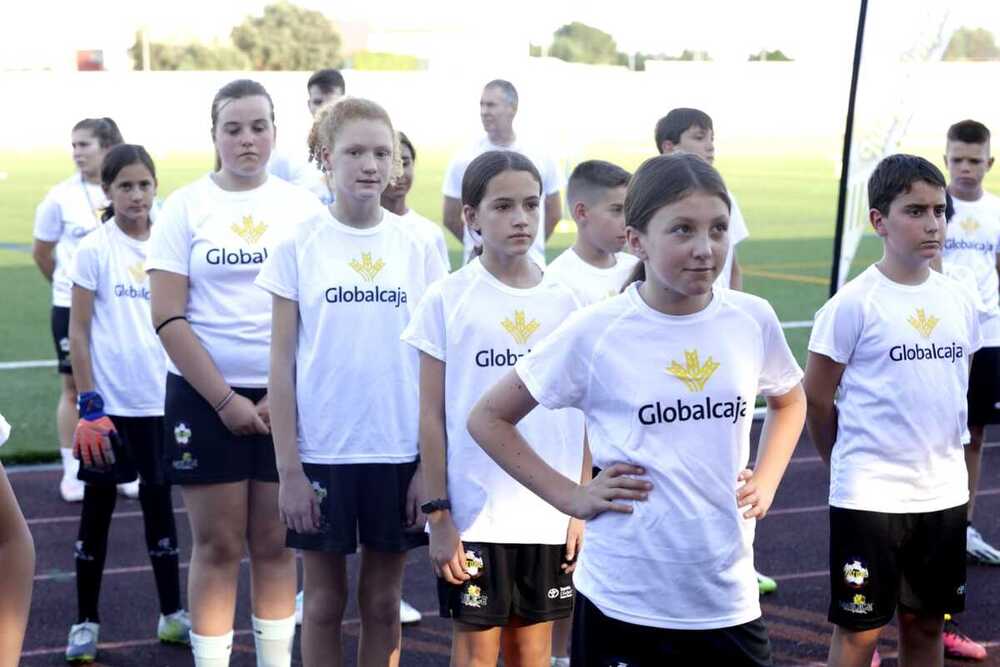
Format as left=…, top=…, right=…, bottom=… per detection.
left=127, top=261, right=147, bottom=284
left=350, top=253, right=385, bottom=282
left=638, top=349, right=747, bottom=425
left=116, top=260, right=151, bottom=299
left=501, top=310, right=540, bottom=345
left=840, top=593, right=874, bottom=615
left=889, top=307, right=963, bottom=363
left=666, top=350, right=719, bottom=392
left=960, top=217, right=980, bottom=235
left=231, top=214, right=267, bottom=245
left=907, top=308, right=939, bottom=339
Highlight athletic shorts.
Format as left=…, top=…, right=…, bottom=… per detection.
left=163, top=373, right=278, bottom=485
left=286, top=461, right=427, bottom=554
left=570, top=592, right=772, bottom=667
left=828, top=504, right=967, bottom=630
left=77, top=415, right=167, bottom=486
left=51, top=306, right=72, bottom=375
left=437, top=542, right=574, bottom=627
left=967, top=347, right=1000, bottom=425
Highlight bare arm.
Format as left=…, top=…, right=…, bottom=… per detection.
left=31, top=239, right=56, bottom=282
left=544, top=192, right=562, bottom=241
left=729, top=251, right=743, bottom=290
left=467, top=369, right=650, bottom=520
left=803, top=352, right=846, bottom=465
left=0, top=463, right=34, bottom=666
left=442, top=196, right=464, bottom=244
left=69, top=285, right=97, bottom=394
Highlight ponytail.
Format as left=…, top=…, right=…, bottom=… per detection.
left=621, top=263, right=645, bottom=292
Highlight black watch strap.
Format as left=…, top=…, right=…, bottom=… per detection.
left=420, top=498, right=451, bottom=514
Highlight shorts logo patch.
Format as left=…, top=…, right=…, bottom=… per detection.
left=310, top=481, right=328, bottom=503
left=547, top=587, right=559, bottom=599
left=840, top=593, right=874, bottom=615
left=843, top=559, right=869, bottom=588
left=59, top=337, right=71, bottom=353
left=560, top=585, right=574, bottom=600
left=463, top=549, right=484, bottom=577
left=461, top=584, right=488, bottom=608
left=173, top=451, right=198, bottom=471
left=174, top=422, right=191, bottom=446
left=957, top=584, right=966, bottom=596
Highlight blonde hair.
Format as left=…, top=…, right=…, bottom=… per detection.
left=307, top=97, right=401, bottom=185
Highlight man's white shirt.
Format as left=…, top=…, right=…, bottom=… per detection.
left=942, top=191, right=1000, bottom=346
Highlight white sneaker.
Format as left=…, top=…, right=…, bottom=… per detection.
left=295, top=590, right=304, bottom=625
left=117, top=480, right=140, bottom=499
left=400, top=598, right=421, bottom=624
left=967, top=525, right=1000, bottom=565
left=551, top=657, right=571, bottom=667
left=65, top=621, right=99, bottom=662
left=157, top=609, right=192, bottom=645
left=60, top=472, right=85, bottom=503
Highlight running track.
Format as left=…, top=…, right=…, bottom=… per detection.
left=13, top=425, right=1000, bottom=665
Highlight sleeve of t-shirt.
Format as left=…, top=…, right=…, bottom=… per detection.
left=146, top=194, right=192, bottom=276
left=33, top=192, right=64, bottom=242
left=538, top=154, right=563, bottom=195
left=442, top=154, right=465, bottom=199
left=70, top=237, right=100, bottom=292
left=808, top=293, right=862, bottom=364
left=255, top=235, right=299, bottom=301
left=757, top=301, right=804, bottom=396
left=401, top=282, right=447, bottom=361
left=728, top=193, right=750, bottom=246
left=516, top=310, right=592, bottom=411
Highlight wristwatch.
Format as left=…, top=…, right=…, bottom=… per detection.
left=420, top=498, right=451, bottom=514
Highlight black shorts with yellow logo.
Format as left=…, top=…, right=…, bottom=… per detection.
left=77, top=415, right=167, bottom=486
left=163, top=373, right=278, bottom=485
left=968, top=347, right=1000, bottom=426
left=828, top=504, right=966, bottom=630
left=51, top=306, right=72, bottom=375
left=437, top=542, right=574, bottom=627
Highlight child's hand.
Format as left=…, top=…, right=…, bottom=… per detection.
left=736, top=468, right=777, bottom=520
left=428, top=514, right=471, bottom=585
left=567, top=463, right=651, bottom=520
left=562, top=517, right=585, bottom=574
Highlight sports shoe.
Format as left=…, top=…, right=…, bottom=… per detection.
left=943, top=615, right=987, bottom=661
left=157, top=609, right=192, bottom=645
left=117, top=480, right=140, bottom=499
left=400, top=598, right=421, bottom=624
left=870, top=648, right=881, bottom=667
left=756, top=569, right=777, bottom=595
left=65, top=621, right=99, bottom=662
left=551, top=657, right=571, bottom=667
left=60, top=473, right=85, bottom=503
left=295, top=589, right=304, bottom=625
left=967, top=525, right=1000, bottom=565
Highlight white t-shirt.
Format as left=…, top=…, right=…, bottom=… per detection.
left=401, top=258, right=586, bottom=544
left=33, top=173, right=109, bottom=307
left=71, top=221, right=165, bottom=416
left=942, top=191, right=1000, bottom=345
left=544, top=248, right=638, bottom=306
left=256, top=209, right=447, bottom=464
left=715, top=191, right=750, bottom=291
left=808, top=265, right=980, bottom=513
left=147, top=174, right=325, bottom=387
left=401, top=209, right=451, bottom=273
left=442, top=135, right=562, bottom=267
left=267, top=148, right=332, bottom=205
left=516, top=284, right=802, bottom=630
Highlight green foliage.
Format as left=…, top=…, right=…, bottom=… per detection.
left=529, top=43, right=543, bottom=57
left=749, top=49, right=793, bottom=62
left=547, top=21, right=625, bottom=66
left=351, top=51, right=423, bottom=71
left=129, top=33, right=252, bottom=70
left=230, top=1, right=342, bottom=70
left=944, top=27, right=1000, bottom=61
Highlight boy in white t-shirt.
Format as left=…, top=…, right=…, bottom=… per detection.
left=805, top=155, right=980, bottom=667
left=545, top=160, right=637, bottom=306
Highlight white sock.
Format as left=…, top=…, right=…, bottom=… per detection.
left=190, top=630, right=233, bottom=667
left=251, top=614, right=295, bottom=667
left=61, top=447, right=77, bottom=470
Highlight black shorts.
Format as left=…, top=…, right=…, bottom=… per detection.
left=286, top=461, right=427, bottom=554
left=828, top=504, right=967, bottom=630
left=570, top=592, right=772, bottom=666
left=77, top=415, right=168, bottom=486
left=437, top=542, right=573, bottom=627
left=968, top=347, right=1000, bottom=426
left=163, top=373, right=278, bottom=485
left=51, top=306, right=72, bottom=375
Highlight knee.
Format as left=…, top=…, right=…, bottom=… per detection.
left=304, top=588, right=348, bottom=627
left=247, top=531, right=292, bottom=565
left=834, top=625, right=881, bottom=650
left=193, top=532, right=244, bottom=566
left=358, top=588, right=399, bottom=626
left=898, top=611, right=942, bottom=643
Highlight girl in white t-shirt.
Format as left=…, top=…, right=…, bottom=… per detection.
left=148, top=80, right=323, bottom=667
left=32, top=118, right=124, bottom=503
left=66, top=144, right=189, bottom=661
left=259, top=97, right=445, bottom=665
left=468, top=153, right=807, bottom=666
left=401, top=150, right=587, bottom=665
left=0, top=412, right=33, bottom=667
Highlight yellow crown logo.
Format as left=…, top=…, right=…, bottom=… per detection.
left=231, top=215, right=267, bottom=245
left=501, top=310, right=540, bottom=344
left=960, top=217, right=980, bottom=235
left=349, top=252, right=385, bottom=282
left=666, top=350, right=720, bottom=392
left=127, top=261, right=146, bottom=284
left=907, top=308, right=939, bottom=339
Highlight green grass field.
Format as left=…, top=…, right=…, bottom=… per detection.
left=1, top=149, right=996, bottom=462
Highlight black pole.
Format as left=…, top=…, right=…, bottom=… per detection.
left=830, top=0, right=870, bottom=296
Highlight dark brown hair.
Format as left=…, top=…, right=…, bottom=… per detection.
left=461, top=150, right=542, bottom=259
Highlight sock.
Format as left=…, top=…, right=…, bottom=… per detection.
left=251, top=614, right=295, bottom=667
left=75, top=483, right=117, bottom=623
left=190, top=630, right=233, bottom=667
left=62, top=448, right=79, bottom=474
left=138, top=482, right=182, bottom=614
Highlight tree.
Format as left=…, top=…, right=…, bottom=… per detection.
left=231, top=1, right=342, bottom=70
left=749, top=49, right=792, bottom=62
left=129, top=33, right=251, bottom=70
left=547, top=22, right=625, bottom=66
left=944, top=27, right=1000, bottom=61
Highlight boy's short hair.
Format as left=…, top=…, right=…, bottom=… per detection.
left=654, top=108, right=713, bottom=153
left=868, top=154, right=946, bottom=216
left=947, top=119, right=990, bottom=146
left=566, top=160, right=631, bottom=207
left=308, top=69, right=346, bottom=95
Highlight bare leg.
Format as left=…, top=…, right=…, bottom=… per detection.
left=897, top=608, right=943, bottom=667
left=827, top=625, right=882, bottom=667
left=301, top=551, right=348, bottom=667
left=499, top=615, right=553, bottom=667
left=246, top=480, right=296, bottom=618
left=0, top=464, right=33, bottom=667
left=357, top=548, right=407, bottom=667
left=966, top=423, right=985, bottom=520
left=451, top=621, right=502, bottom=667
